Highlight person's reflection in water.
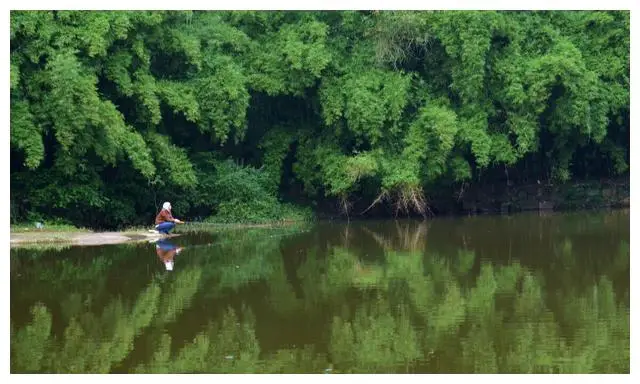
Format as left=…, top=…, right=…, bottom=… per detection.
left=155, top=239, right=183, bottom=271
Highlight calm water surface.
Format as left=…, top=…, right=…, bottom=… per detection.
left=10, top=210, right=630, bottom=373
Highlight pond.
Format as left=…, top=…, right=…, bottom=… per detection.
left=10, top=210, right=630, bottom=373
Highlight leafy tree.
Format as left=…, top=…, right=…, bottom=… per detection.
left=10, top=10, right=629, bottom=225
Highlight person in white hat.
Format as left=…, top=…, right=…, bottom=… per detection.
left=151, top=202, right=184, bottom=234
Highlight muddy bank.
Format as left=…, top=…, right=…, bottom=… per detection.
left=312, top=177, right=630, bottom=219
left=10, top=231, right=180, bottom=248
left=430, top=177, right=630, bottom=215
left=9, top=221, right=307, bottom=248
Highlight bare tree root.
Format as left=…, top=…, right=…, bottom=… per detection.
left=360, top=186, right=433, bottom=218
left=392, top=186, right=432, bottom=218
left=360, top=190, right=390, bottom=215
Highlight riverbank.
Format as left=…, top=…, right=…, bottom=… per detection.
left=9, top=220, right=309, bottom=248
left=9, top=230, right=180, bottom=248
left=10, top=177, right=629, bottom=248
left=430, top=177, right=630, bottom=215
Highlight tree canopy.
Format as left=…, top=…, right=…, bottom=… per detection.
left=10, top=11, right=629, bottom=227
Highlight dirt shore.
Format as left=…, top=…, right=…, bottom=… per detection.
left=10, top=231, right=180, bottom=248
left=10, top=221, right=307, bottom=249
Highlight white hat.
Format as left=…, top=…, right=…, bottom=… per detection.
left=164, top=260, right=174, bottom=271
left=162, top=202, right=172, bottom=210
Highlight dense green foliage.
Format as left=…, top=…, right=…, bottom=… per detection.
left=10, top=11, right=629, bottom=227
left=10, top=215, right=629, bottom=373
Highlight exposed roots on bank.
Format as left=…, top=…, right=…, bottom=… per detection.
left=360, top=186, right=432, bottom=218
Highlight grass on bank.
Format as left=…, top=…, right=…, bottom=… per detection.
left=10, top=222, right=91, bottom=233
left=10, top=199, right=315, bottom=245
left=13, top=201, right=314, bottom=231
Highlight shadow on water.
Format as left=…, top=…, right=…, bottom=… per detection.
left=10, top=210, right=629, bottom=373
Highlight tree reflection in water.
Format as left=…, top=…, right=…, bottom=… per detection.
left=11, top=221, right=629, bottom=373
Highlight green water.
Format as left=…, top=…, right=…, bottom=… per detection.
left=10, top=210, right=630, bottom=373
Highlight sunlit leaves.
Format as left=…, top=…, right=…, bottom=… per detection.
left=10, top=57, right=20, bottom=90
left=10, top=10, right=630, bottom=226
left=42, top=51, right=156, bottom=177
left=320, top=69, right=411, bottom=146
left=249, top=20, right=331, bottom=96
left=11, top=11, right=56, bottom=63
left=146, top=133, right=196, bottom=187
left=404, top=103, right=458, bottom=180
left=429, top=11, right=498, bottom=103
left=163, top=27, right=203, bottom=70
left=195, top=57, right=249, bottom=143
left=156, top=80, right=200, bottom=123
left=10, top=99, right=44, bottom=169
left=259, top=128, right=296, bottom=193
left=104, top=52, right=134, bottom=96
left=295, top=141, right=373, bottom=197
left=132, top=70, right=161, bottom=125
